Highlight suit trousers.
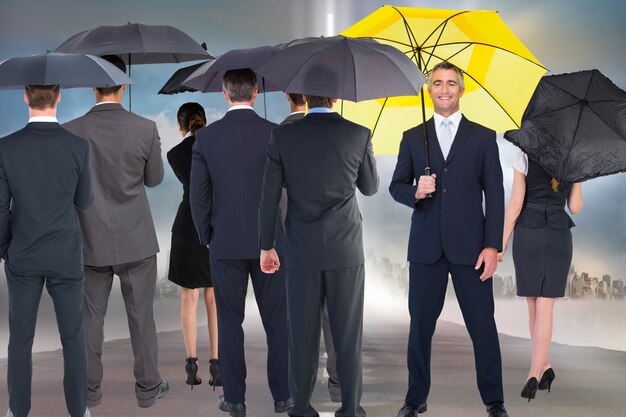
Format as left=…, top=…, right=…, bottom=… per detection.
left=83, top=255, right=161, bottom=406
left=322, top=302, right=340, bottom=390
left=5, top=263, right=87, bottom=417
left=406, top=254, right=504, bottom=406
left=287, top=264, right=366, bottom=417
left=210, top=256, right=289, bottom=405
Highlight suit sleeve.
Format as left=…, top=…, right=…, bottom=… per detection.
left=389, top=132, right=418, bottom=208
left=144, top=123, right=164, bottom=187
left=0, top=149, right=10, bottom=260
left=356, top=131, right=379, bottom=196
left=258, top=131, right=285, bottom=250
left=167, top=148, right=191, bottom=188
left=482, top=133, right=505, bottom=250
left=190, top=136, right=213, bottom=246
left=74, top=143, right=94, bottom=211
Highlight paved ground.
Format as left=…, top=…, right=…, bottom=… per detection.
left=0, top=318, right=625, bottom=417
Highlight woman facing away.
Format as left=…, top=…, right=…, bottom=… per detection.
left=166, top=102, right=221, bottom=390
left=499, top=150, right=583, bottom=401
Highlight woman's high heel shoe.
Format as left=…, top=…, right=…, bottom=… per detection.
left=538, top=368, right=556, bottom=393
left=185, top=357, right=202, bottom=390
left=520, top=377, right=538, bottom=402
left=208, top=359, right=223, bottom=392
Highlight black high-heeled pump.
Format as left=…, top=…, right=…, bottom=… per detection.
left=208, top=359, right=222, bottom=391
left=185, top=357, right=202, bottom=390
left=538, top=368, right=556, bottom=393
left=521, top=377, right=538, bottom=402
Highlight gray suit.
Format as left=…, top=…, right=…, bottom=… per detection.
left=280, top=112, right=340, bottom=399
left=64, top=103, right=164, bottom=407
left=259, top=112, right=379, bottom=417
left=0, top=121, right=93, bottom=417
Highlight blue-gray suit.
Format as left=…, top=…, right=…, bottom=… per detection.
left=190, top=108, right=289, bottom=406
left=0, top=121, right=93, bottom=417
left=389, top=115, right=505, bottom=407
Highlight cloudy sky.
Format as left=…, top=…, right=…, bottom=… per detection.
left=1, top=0, right=625, bottom=283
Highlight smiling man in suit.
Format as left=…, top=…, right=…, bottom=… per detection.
left=190, top=68, right=290, bottom=417
left=0, top=85, right=93, bottom=417
left=63, top=55, right=167, bottom=409
left=389, top=61, right=507, bottom=417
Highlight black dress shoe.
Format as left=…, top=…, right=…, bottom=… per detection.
left=397, top=402, right=427, bottom=417
left=218, top=394, right=246, bottom=417
left=486, top=401, right=509, bottom=417
left=274, top=397, right=294, bottom=413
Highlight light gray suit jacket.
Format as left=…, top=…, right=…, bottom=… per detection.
left=64, top=103, right=164, bottom=266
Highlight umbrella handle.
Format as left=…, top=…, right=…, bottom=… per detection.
left=424, top=166, right=433, bottom=199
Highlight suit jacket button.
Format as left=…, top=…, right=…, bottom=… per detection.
left=443, top=168, right=448, bottom=172
left=442, top=188, right=447, bottom=194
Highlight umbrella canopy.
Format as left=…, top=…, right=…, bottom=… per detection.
left=0, top=51, right=133, bottom=90
left=340, top=5, right=547, bottom=154
left=55, top=23, right=213, bottom=64
left=181, top=45, right=283, bottom=93
left=158, top=61, right=206, bottom=95
left=504, top=70, right=626, bottom=183
left=255, top=36, right=426, bottom=102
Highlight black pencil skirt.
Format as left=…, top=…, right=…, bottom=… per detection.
left=512, top=225, right=572, bottom=298
left=168, top=235, right=213, bottom=289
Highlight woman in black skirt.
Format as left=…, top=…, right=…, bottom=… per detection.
left=167, top=103, right=221, bottom=389
left=499, top=151, right=583, bottom=401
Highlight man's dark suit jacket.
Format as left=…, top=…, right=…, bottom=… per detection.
left=0, top=122, right=93, bottom=271
left=259, top=112, right=379, bottom=271
left=190, top=108, right=284, bottom=259
left=389, top=116, right=504, bottom=265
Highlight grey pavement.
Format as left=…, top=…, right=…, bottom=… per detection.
left=0, top=318, right=625, bottom=417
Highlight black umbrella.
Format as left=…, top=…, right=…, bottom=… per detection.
left=55, top=23, right=213, bottom=108
left=181, top=45, right=283, bottom=93
left=0, top=51, right=133, bottom=90
left=157, top=62, right=206, bottom=95
left=504, top=70, right=626, bottom=183
left=255, top=36, right=426, bottom=102
left=181, top=45, right=285, bottom=117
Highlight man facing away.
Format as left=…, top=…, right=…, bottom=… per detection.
left=190, top=68, right=290, bottom=417
left=63, top=55, right=168, bottom=409
left=389, top=61, right=508, bottom=417
left=280, top=91, right=342, bottom=403
left=259, top=92, right=379, bottom=417
left=0, top=85, right=93, bottom=417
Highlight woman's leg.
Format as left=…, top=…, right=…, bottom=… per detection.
left=204, top=287, right=218, bottom=359
left=181, top=287, right=200, bottom=358
left=528, top=297, right=556, bottom=380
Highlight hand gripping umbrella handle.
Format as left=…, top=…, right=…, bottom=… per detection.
left=424, top=166, right=433, bottom=199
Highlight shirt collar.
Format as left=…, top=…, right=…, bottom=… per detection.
left=433, top=110, right=462, bottom=128
left=228, top=104, right=254, bottom=112
left=289, top=110, right=306, bottom=116
left=28, top=116, right=58, bottom=123
left=183, top=131, right=193, bottom=139
left=95, top=101, right=120, bottom=106
left=307, top=107, right=334, bottom=114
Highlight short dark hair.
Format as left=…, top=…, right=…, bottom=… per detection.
left=428, top=61, right=465, bottom=90
left=95, top=55, right=127, bottom=95
left=287, top=92, right=305, bottom=106
left=25, top=85, right=60, bottom=110
left=222, top=68, right=257, bottom=102
left=177, top=102, right=206, bottom=134
left=305, top=95, right=333, bottom=109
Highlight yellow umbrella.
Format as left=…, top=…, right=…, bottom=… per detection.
left=340, top=6, right=547, bottom=155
